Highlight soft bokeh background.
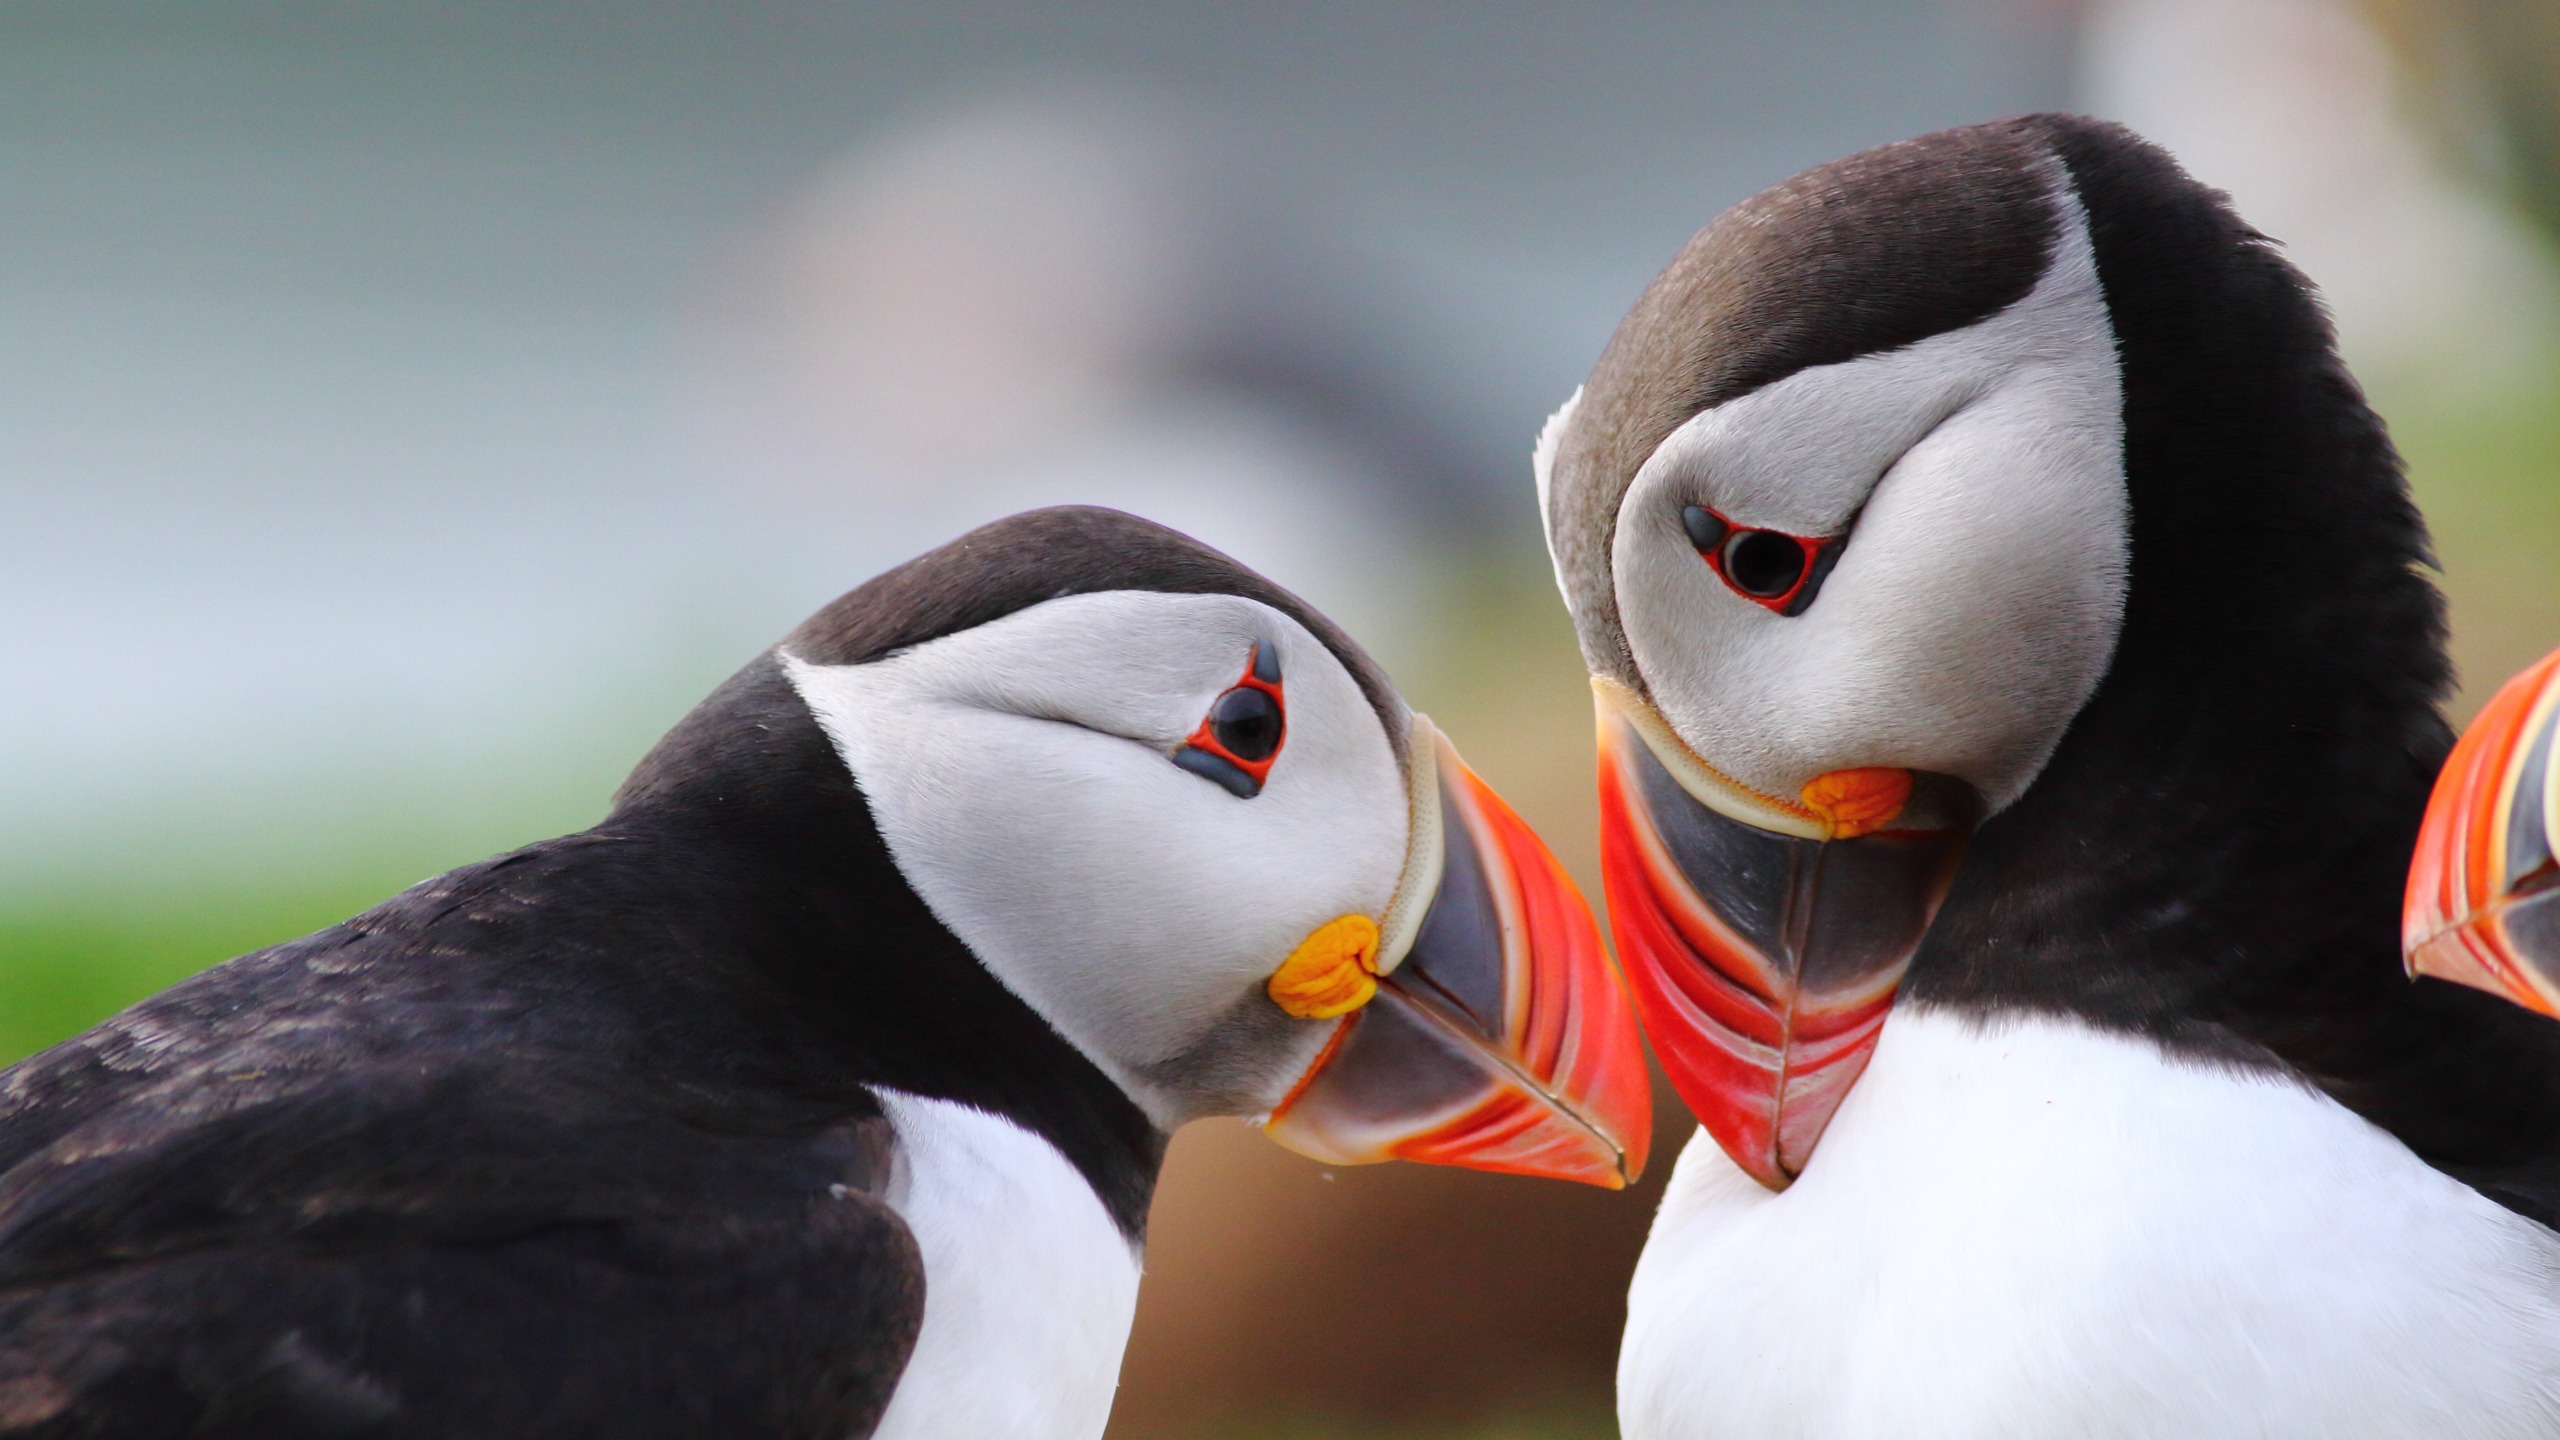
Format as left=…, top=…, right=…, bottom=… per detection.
left=2, top=2, right=2552, bottom=1435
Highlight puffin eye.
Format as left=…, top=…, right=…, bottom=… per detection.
left=1722, top=530, right=1807, bottom=598
left=1173, top=644, right=1288, bottom=799
left=1685, top=502, right=1843, bottom=616
left=1209, top=685, right=1282, bottom=762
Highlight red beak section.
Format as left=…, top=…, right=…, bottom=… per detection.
left=1594, top=681, right=1975, bottom=1190
left=1263, top=725, right=1652, bottom=1188
left=2406, top=644, right=2560, bottom=1017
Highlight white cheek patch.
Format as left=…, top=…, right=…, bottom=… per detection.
left=1613, top=176, right=2129, bottom=812
left=784, top=591, right=1409, bottom=1122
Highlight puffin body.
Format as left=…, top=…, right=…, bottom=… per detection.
left=1537, top=117, right=2560, bottom=1435
left=0, top=508, right=1650, bottom=1438
left=1625, top=1014, right=2560, bottom=1437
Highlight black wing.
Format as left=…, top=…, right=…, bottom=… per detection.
left=0, top=935, right=925, bottom=1440
left=0, top=1074, right=923, bottom=1439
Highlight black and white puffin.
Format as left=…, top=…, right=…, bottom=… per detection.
left=1533, top=115, right=2560, bottom=1434
left=0, top=506, right=1649, bottom=1438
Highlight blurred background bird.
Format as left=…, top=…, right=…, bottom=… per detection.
left=0, top=1, right=2553, bottom=1436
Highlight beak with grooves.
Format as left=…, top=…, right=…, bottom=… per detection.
left=2406, top=644, right=2560, bottom=1018
left=1593, top=678, right=1979, bottom=1191
left=1261, top=719, right=1652, bottom=1189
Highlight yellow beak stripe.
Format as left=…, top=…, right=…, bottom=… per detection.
left=1268, top=915, right=1382, bottom=1019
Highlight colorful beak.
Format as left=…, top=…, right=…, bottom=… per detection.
left=1593, top=678, right=1978, bottom=1190
left=1261, top=719, right=1652, bottom=1188
left=2405, top=645, right=2560, bottom=1017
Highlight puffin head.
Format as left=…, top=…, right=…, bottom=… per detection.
left=1540, top=115, right=2453, bottom=1189
left=771, top=506, right=1649, bottom=1186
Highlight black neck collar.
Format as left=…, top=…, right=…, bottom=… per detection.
left=597, top=654, right=1167, bottom=1239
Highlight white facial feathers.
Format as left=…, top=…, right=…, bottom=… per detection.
left=1533, top=385, right=1585, bottom=592
left=784, top=590, right=1409, bottom=1125
left=1611, top=177, right=2128, bottom=812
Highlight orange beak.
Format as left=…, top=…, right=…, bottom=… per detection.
left=2405, top=645, right=2560, bottom=1017
left=1593, top=679, right=1977, bottom=1190
left=1262, top=721, right=1652, bottom=1188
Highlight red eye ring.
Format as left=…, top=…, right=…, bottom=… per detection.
left=1681, top=504, right=1844, bottom=617
left=1173, top=643, right=1287, bottom=798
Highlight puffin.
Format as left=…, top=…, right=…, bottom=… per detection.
left=0, top=506, right=1649, bottom=1439
left=1533, top=115, right=2560, bottom=1435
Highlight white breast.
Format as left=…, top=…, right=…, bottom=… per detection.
left=868, top=1090, right=1143, bottom=1440
left=1620, top=1009, right=2560, bottom=1440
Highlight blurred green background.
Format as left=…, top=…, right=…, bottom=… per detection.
left=2, top=2, right=2554, bottom=1436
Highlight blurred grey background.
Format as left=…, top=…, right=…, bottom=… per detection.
left=1, top=2, right=2553, bottom=1436
left=0, top=1, right=2082, bottom=888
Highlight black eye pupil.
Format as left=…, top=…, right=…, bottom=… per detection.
left=1210, top=686, right=1283, bottom=762
left=1722, top=529, right=1806, bottom=598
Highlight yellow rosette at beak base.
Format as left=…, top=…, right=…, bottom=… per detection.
left=1801, top=766, right=1912, bottom=840
left=1268, top=915, right=1382, bottom=1019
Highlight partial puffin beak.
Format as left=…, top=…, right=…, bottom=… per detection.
left=1592, top=678, right=1979, bottom=1190
left=2405, top=646, right=2560, bottom=1017
left=1261, top=719, right=1652, bottom=1188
